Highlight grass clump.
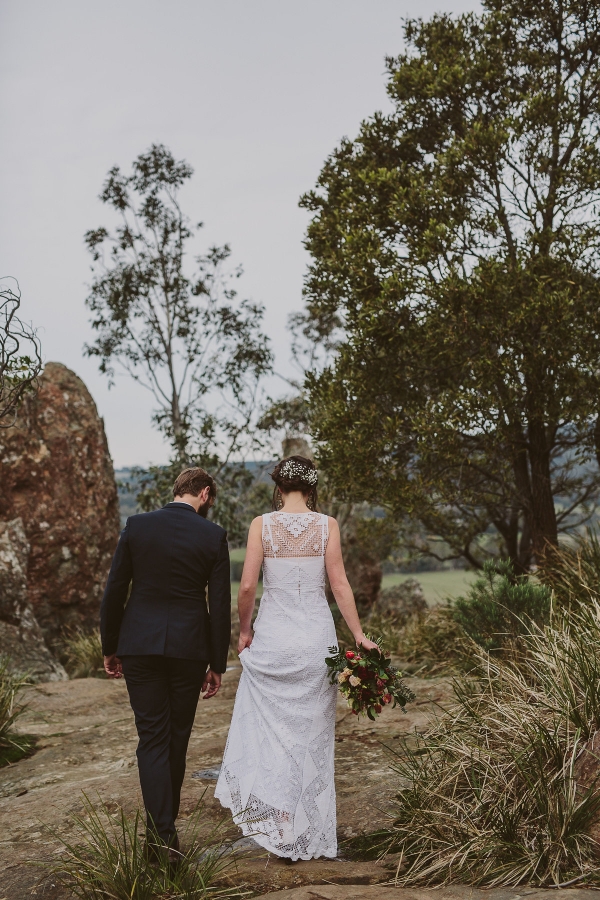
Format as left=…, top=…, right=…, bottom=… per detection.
left=62, top=629, right=104, bottom=678
left=380, top=600, right=600, bottom=886
left=0, top=655, right=31, bottom=766
left=0, top=733, right=36, bottom=767
left=397, top=605, right=469, bottom=673
left=47, top=793, right=245, bottom=899
left=538, top=530, right=600, bottom=607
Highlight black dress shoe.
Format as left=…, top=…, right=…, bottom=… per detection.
left=168, top=846, right=183, bottom=874
left=282, top=856, right=299, bottom=865
left=144, top=832, right=180, bottom=866
left=143, top=840, right=162, bottom=865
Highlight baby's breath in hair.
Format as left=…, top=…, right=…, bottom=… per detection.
left=280, top=459, right=318, bottom=485
left=271, top=455, right=319, bottom=510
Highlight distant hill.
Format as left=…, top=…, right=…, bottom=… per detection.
left=114, top=463, right=275, bottom=528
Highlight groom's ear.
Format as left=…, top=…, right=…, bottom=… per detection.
left=197, top=484, right=213, bottom=509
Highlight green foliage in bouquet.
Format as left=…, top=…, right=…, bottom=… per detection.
left=325, top=640, right=415, bottom=721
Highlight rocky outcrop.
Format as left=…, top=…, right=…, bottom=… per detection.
left=0, top=362, right=120, bottom=645
left=319, top=504, right=383, bottom=614
left=0, top=518, right=67, bottom=680
left=281, top=436, right=313, bottom=459
left=342, top=534, right=382, bottom=614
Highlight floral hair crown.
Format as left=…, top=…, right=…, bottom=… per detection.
left=279, top=460, right=318, bottom=486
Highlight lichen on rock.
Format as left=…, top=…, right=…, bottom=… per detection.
left=0, top=517, right=67, bottom=681
left=0, top=362, right=120, bottom=647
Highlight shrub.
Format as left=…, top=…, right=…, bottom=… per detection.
left=62, top=629, right=104, bottom=679
left=397, top=606, right=469, bottom=673
left=379, top=602, right=600, bottom=886
left=453, top=560, right=551, bottom=652
left=47, top=793, right=244, bottom=900
left=0, top=655, right=31, bottom=765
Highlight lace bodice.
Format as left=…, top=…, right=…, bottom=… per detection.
left=262, top=512, right=329, bottom=558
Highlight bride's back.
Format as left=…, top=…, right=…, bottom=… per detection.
left=259, top=511, right=330, bottom=612
left=262, top=511, right=328, bottom=559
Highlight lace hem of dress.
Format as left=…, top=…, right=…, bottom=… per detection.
left=215, top=775, right=338, bottom=861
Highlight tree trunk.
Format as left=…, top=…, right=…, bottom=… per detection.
left=170, top=391, right=187, bottom=465
left=593, top=415, right=600, bottom=469
left=527, top=419, right=558, bottom=559
left=510, top=429, right=535, bottom=571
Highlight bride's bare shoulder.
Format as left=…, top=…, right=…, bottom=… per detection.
left=247, top=516, right=264, bottom=537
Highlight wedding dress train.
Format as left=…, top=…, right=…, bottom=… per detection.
left=215, top=511, right=338, bottom=860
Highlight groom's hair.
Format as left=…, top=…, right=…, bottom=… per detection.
left=173, top=467, right=217, bottom=499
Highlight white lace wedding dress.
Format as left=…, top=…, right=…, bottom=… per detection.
left=215, top=511, right=338, bottom=860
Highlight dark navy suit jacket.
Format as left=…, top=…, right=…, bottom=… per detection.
left=100, top=502, right=231, bottom=673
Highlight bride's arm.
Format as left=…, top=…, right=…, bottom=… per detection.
left=237, top=516, right=264, bottom=653
left=325, top=518, right=378, bottom=651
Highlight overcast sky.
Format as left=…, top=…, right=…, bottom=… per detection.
left=0, top=0, right=480, bottom=468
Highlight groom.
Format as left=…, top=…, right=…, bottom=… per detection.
left=100, top=467, right=231, bottom=857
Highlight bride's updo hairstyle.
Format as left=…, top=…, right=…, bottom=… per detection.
left=271, top=455, right=318, bottom=511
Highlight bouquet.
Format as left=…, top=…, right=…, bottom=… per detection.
left=325, top=639, right=415, bottom=720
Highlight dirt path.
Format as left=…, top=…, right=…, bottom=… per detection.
left=0, top=665, right=451, bottom=897
left=254, top=888, right=600, bottom=900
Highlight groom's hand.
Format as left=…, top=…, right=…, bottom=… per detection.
left=103, top=654, right=123, bottom=679
left=202, top=669, right=221, bottom=699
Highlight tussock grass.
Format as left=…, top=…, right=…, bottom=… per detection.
left=382, top=601, right=600, bottom=886
left=540, top=531, right=600, bottom=608
left=0, top=655, right=31, bottom=765
left=47, top=794, right=246, bottom=899
left=396, top=605, right=469, bottom=672
left=62, top=629, right=104, bottom=679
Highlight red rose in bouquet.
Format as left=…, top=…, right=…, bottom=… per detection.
left=325, top=638, right=415, bottom=721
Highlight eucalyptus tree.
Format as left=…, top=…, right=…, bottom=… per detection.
left=85, top=144, right=273, bottom=499
left=300, top=0, right=600, bottom=569
left=0, top=278, right=42, bottom=426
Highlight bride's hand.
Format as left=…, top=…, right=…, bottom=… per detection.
left=356, top=634, right=379, bottom=652
left=238, top=630, right=253, bottom=654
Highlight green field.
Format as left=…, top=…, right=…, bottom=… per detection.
left=381, top=570, right=476, bottom=605
left=230, top=548, right=247, bottom=564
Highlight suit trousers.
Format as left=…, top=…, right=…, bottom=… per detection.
left=121, top=655, right=208, bottom=843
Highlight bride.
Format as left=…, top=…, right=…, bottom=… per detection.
left=215, top=455, right=378, bottom=862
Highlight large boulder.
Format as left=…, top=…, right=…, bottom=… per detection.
left=0, top=518, right=67, bottom=681
left=323, top=509, right=383, bottom=614
left=342, top=532, right=383, bottom=614
left=0, top=362, right=120, bottom=645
